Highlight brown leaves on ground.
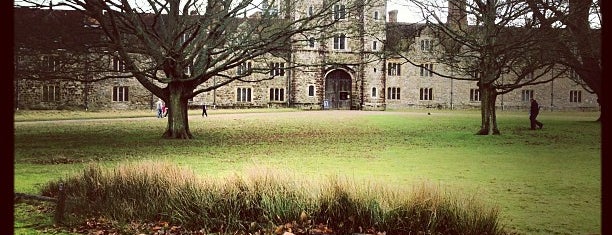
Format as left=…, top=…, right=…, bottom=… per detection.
left=70, top=218, right=192, bottom=235
left=60, top=217, right=388, bottom=235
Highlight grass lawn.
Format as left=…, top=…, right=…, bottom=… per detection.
left=14, top=108, right=601, bottom=235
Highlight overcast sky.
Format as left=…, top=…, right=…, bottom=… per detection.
left=15, top=0, right=428, bottom=23
left=386, top=0, right=426, bottom=23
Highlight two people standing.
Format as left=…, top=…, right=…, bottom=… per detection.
left=530, top=98, right=543, bottom=130
left=155, top=98, right=164, bottom=118
left=157, top=99, right=210, bottom=118
left=155, top=98, right=169, bottom=118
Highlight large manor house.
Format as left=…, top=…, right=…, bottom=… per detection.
left=14, top=1, right=598, bottom=112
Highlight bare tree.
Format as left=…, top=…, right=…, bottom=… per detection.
left=389, top=0, right=568, bottom=134
left=525, top=0, right=601, bottom=120
left=17, top=0, right=374, bottom=139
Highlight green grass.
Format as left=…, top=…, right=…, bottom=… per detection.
left=14, top=109, right=601, bottom=234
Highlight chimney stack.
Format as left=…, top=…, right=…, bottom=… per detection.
left=447, top=0, right=467, bottom=27
left=389, top=10, right=398, bottom=23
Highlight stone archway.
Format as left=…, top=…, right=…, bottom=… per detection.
left=324, top=69, right=352, bottom=110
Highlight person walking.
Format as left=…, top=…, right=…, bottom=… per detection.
left=202, top=103, right=208, bottom=117
left=155, top=98, right=163, bottom=118
left=530, top=98, right=543, bottom=130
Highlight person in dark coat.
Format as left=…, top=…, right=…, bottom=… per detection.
left=202, top=103, right=208, bottom=117
left=530, top=98, right=543, bottom=130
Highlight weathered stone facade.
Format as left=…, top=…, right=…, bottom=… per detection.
left=14, top=3, right=599, bottom=112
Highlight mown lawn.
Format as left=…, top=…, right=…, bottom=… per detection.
left=14, top=109, right=601, bottom=234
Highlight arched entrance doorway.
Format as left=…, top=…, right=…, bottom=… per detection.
left=325, top=69, right=352, bottom=110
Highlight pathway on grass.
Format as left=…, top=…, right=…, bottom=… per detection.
left=14, top=110, right=439, bottom=125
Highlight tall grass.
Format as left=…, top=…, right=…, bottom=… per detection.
left=41, top=161, right=505, bottom=234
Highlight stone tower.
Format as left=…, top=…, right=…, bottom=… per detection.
left=447, top=0, right=467, bottom=27
left=287, top=0, right=388, bottom=110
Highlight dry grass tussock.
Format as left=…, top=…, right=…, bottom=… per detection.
left=40, top=161, right=506, bottom=234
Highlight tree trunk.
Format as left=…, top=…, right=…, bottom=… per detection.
left=567, top=0, right=601, bottom=122
left=476, top=1, right=500, bottom=136
left=162, top=82, right=193, bottom=139
left=477, top=83, right=490, bottom=135
left=477, top=84, right=499, bottom=135
left=489, top=90, right=500, bottom=135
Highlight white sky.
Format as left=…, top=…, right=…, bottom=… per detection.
left=386, top=0, right=426, bottom=23
left=15, top=0, right=600, bottom=26
left=15, top=0, right=426, bottom=23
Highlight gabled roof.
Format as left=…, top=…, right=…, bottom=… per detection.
left=14, top=7, right=292, bottom=56
left=385, top=22, right=426, bottom=51
left=14, top=7, right=105, bottom=52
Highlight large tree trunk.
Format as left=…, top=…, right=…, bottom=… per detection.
left=477, top=84, right=499, bottom=135
left=162, top=82, right=193, bottom=139
left=477, top=83, right=490, bottom=135
left=478, top=99, right=489, bottom=135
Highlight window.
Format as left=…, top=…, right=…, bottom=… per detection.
left=308, top=85, right=315, bottom=97
left=472, top=71, right=480, bottom=79
left=185, top=60, right=194, bottom=75
left=237, top=61, right=252, bottom=75
left=333, top=34, right=346, bottom=50
left=237, top=87, right=252, bottom=102
left=42, top=55, right=59, bottom=71
left=308, top=37, right=316, bottom=48
left=470, top=88, right=481, bottom=101
left=371, top=87, right=377, bottom=97
left=569, top=90, right=582, bottom=103
left=333, top=4, right=346, bottom=20
left=308, top=6, right=314, bottom=17
left=180, top=33, right=191, bottom=45
left=113, top=56, right=126, bottom=72
left=263, top=0, right=279, bottom=16
left=388, top=63, right=401, bottom=76
left=420, top=63, right=433, bottom=77
left=269, top=62, right=285, bottom=76
left=372, top=41, right=377, bottom=51
left=16, top=56, right=23, bottom=70
left=387, top=87, right=400, bottom=100
left=270, top=88, right=285, bottom=101
left=42, top=85, right=59, bottom=102
left=570, top=69, right=578, bottom=80
left=374, top=11, right=379, bottom=20
left=420, top=88, right=433, bottom=100
left=521, top=90, right=534, bottom=102
left=112, top=86, right=129, bottom=102
left=421, top=39, right=431, bottom=52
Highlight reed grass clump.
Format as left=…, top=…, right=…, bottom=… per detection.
left=40, top=162, right=506, bottom=234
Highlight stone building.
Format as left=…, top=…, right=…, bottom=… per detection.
left=13, top=1, right=599, bottom=112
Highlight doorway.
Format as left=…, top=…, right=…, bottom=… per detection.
left=324, top=69, right=352, bottom=110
